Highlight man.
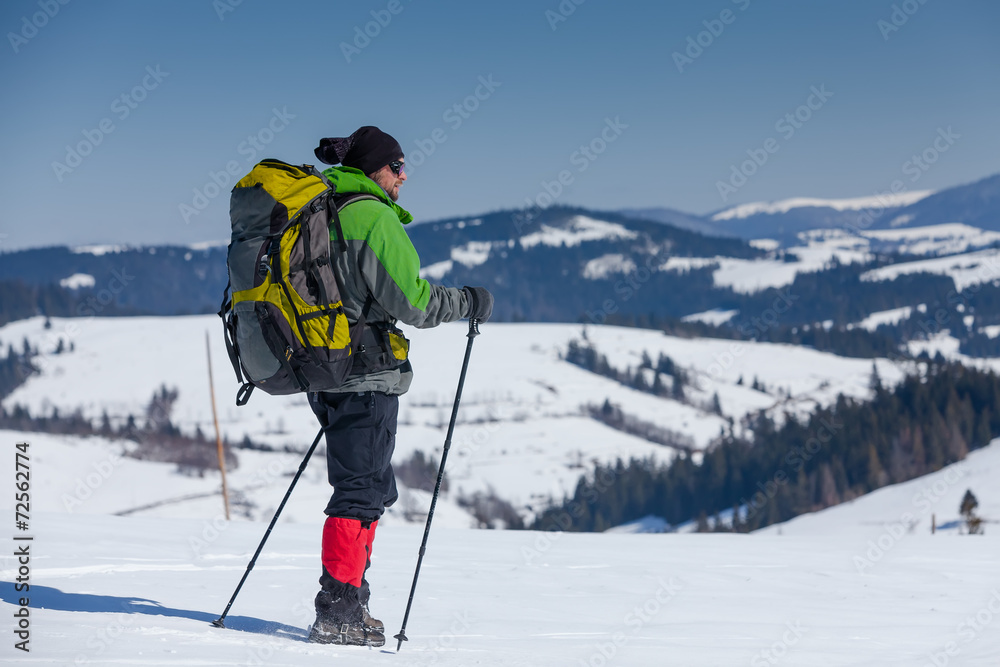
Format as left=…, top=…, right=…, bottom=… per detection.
left=306, top=126, right=493, bottom=647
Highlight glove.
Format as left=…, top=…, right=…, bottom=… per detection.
left=463, top=286, right=494, bottom=322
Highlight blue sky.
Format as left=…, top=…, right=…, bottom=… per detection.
left=1, top=0, right=998, bottom=250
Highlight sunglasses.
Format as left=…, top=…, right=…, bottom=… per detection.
left=389, top=160, right=405, bottom=176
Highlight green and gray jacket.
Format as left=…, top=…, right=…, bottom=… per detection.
left=323, top=166, right=470, bottom=394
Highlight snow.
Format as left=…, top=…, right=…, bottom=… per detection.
left=1, top=317, right=912, bottom=521
left=71, top=244, right=130, bottom=256
left=861, top=247, right=1000, bottom=292
left=519, top=215, right=638, bottom=249
left=187, top=240, right=229, bottom=251
left=582, top=253, right=637, bottom=279
left=862, top=223, right=1000, bottom=256
left=3, top=311, right=1000, bottom=664
left=907, top=330, right=964, bottom=360
left=0, top=429, right=475, bottom=529
left=980, top=325, right=1000, bottom=339
left=749, top=238, right=781, bottom=251
left=759, top=439, right=1000, bottom=538
left=419, top=260, right=454, bottom=280
left=1, top=507, right=998, bottom=665
left=450, top=241, right=493, bottom=268
left=59, top=273, right=96, bottom=289
left=605, top=514, right=670, bottom=534
left=711, top=190, right=933, bottom=220
left=660, top=256, right=718, bottom=272
left=681, top=309, right=738, bottom=326
left=854, top=306, right=913, bottom=331
left=661, top=231, right=870, bottom=295
left=661, top=254, right=815, bottom=295
left=655, top=224, right=1000, bottom=297
left=710, top=258, right=803, bottom=294
left=579, top=325, right=905, bottom=432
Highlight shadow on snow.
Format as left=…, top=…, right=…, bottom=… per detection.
left=0, top=581, right=308, bottom=641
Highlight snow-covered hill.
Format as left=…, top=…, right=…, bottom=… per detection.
left=707, top=172, right=1000, bottom=239
left=861, top=246, right=1000, bottom=293
left=659, top=223, right=1000, bottom=297
left=711, top=190, right=934, bottom=221
left=1, top=316, right=907, bottom=521
left=759, top=438, right=1000, bottom=538
left=0, top=429, right=475, bottom=529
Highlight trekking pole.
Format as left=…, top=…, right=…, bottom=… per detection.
left=394, top=318, right=481, bottom=652
left=211, top=426, right=325, bottom=629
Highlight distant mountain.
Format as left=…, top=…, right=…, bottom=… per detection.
left=404, top=205, right=758, bottom=322
left=0, top=208, right=759, bottom=324
left=887, top=173, right=1000, bottom=230
left=615, top=206, right=733, bottom=238
left=0, top=245, right=228, bottom=317
left=704, top=172, right=1000, bottom=239
left=707, top=190, right=934, bottom=241
left=3, top=172, right=1000, bottom=348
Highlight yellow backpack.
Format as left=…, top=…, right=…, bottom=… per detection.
left=219, top=159, right=375, bottom=405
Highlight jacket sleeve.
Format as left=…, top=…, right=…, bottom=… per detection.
left=357, top=207, right=470, bottom=328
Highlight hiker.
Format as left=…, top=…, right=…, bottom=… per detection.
left=306, top=126, right=493, bottom=646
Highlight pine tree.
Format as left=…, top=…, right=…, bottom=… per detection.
left=866, top=444, right=886, bottom=490
left=671, top=373, right=685, bottom=401
left=869, top=361, right=883, bottom=393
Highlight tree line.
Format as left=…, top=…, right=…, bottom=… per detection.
left=531, top=360, right=999, bottom=532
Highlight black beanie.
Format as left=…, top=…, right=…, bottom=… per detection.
left=314, top=126, right=403, bottom=175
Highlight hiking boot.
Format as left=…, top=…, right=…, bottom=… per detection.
left=362, top=603, right=384, bottom=634
left=310, top=589, right=385, bottom=647
left=308, top=616, right=385, bottom=647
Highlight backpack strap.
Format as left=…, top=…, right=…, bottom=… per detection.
left=334, top=193, right=380, bottom=210
left=218, top=282, right=256, bottom=405
left=328, top=193, right=380, bottom=252
left=327, top=193, right=380, bottom=369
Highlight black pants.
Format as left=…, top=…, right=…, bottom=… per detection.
left=309, top=390, right=399, bottom=523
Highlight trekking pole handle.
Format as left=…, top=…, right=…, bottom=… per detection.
left=468, top=317, right=481, bottom=338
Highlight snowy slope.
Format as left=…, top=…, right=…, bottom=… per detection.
left=711, top=190, right=934, bottom=220
left=1, top=317, right=908, bottom=519
left=758, top=439, right=1000, bottom=538
left=660, top=229, right=871, bottom=295
left=853, top=305, right=915, bottom=331
left=667, top=223, right=1000, bottom=299
left=0, top=430, right=476, bottom=529
left=861, top=247, right=1000, bottom=292
left=0, top=510, right=998, bottom=666
left=862, top=223, right=1000, bottom=256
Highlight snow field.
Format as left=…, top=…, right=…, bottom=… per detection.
left=861, top=247, right=1000, bottom=293
left=0, top=510, right=997, bottom=666
left=0, top=317, right=913, bottom=521
left=1, top=430, right=475, bottom=529
left=859, top=223, right=1000, bottom=256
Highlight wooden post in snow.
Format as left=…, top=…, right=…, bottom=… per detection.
left=206, top=331, right=231, bottom=521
